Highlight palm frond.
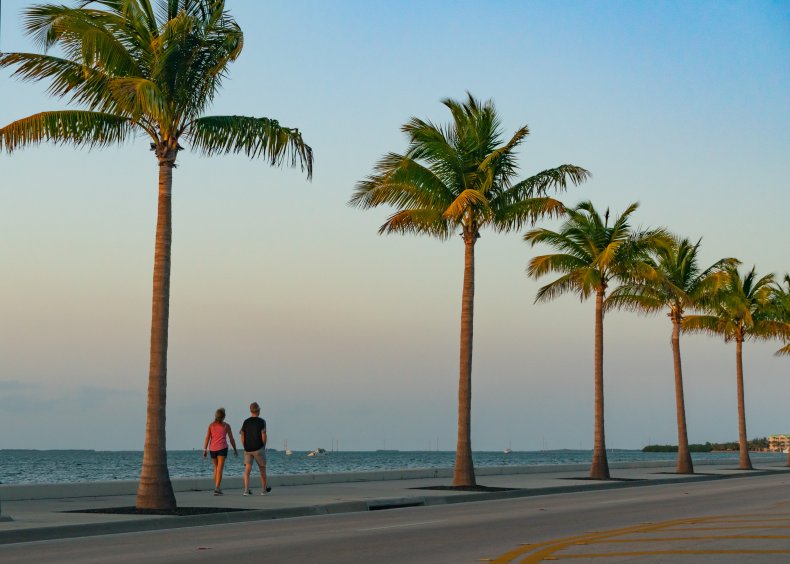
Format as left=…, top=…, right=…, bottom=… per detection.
left=0, top=110, right=134, bottom=152
left=442, top=189, right=490, bottom=222
left=379, top=209, right=451, bottom=239
left=528, top=253, right=587, bottom=279
left=507, top=165, right=591, bottom=198
left=534, top=272, right=588, bottom=303
left=349, top=153, right=452, bottom=210
left=187, top=115, right=313, bottom=178
left=493, top=196, right=566, bottom=232
left=108, top=77, right=169, bottom=122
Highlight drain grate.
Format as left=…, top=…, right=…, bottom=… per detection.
left=368, top=500, right=425, bottom=511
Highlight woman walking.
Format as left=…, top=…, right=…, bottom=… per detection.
left=203, top=408, right=238, bottom=495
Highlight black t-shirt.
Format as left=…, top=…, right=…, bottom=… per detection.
left=241, top=417, right=266, bottom=452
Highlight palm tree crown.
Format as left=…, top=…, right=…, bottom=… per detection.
left=0, top=0, right=312, bottom=169
left=684, top=266, right=788, bottom=344
left=350, top=93, right=589, bottom=241
left=350, top=93, right=590, bottom=486
left=608, top=237, right=736, bottom=319
left=526, top=201, right=670, bottom=302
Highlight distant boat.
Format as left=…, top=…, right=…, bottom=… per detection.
left=284, top=441, right=292, bottom=456
left=307, top=448, right=326, bottom=457
left=503, top=448, right=512, bottom=454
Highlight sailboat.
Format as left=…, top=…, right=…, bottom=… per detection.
left=284, top=440, right=292, bottom=456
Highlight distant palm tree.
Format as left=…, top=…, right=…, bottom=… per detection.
left=772, top=275, right=790, bottom=466
left=773, top=275, right=790, bottom=358
left=0, top=0, right=313, bottom=510
left=525, top=201, right=670, bottom=479
left=684, top=266, right=790, bottom=470
left=608, top=237, right=736, bottom=474
left=350, top=94, right=589, bottom=486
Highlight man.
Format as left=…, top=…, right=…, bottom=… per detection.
left=240, top=401, right=271, bottom=496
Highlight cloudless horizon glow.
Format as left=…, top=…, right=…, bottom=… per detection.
left=0, top=1, right=788, bottom=452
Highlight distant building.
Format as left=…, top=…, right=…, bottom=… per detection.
left=769, top=435, right=790, bottom=452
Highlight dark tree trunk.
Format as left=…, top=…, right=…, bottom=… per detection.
left=590, top=287, right=610, bottom=479
left=735, top=337, right=753, bottom=470
left=671, top=313, right=694, bottom=474
left=453, top=233, right=476, bottom=486
left=136, top=147, right=178, bottom=510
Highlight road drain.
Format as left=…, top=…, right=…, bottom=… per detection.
left=368, top=500, right=425, bottom=511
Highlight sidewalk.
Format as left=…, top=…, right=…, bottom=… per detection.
left=2, top=459, right=788, bottom=545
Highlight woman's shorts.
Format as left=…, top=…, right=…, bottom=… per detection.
left=210, top=448, right=229, bottom=459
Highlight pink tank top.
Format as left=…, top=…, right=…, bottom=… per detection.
left=209, top=422, right=228, bottom=451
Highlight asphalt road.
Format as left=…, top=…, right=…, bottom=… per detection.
left=3, top=472, right=790, bottom=563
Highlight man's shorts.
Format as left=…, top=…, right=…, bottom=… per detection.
left=244, top=449, right=266, bottom=468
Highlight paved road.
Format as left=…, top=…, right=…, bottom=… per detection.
left=2, top=472, right=789, bottom=563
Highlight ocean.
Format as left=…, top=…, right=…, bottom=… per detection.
left=1, top=449, right=784, bottom=485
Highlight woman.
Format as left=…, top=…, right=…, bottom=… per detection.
left=203, top=407, right=238, bottom=495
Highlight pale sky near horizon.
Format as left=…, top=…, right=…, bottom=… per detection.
left=0, top=0, right=788, bottom=452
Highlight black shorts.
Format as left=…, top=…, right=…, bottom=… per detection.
left=210, top=448, right=228, bottom=459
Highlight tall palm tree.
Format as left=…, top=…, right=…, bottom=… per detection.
left=608, top=237, right=736, bottom=474
left=684, top=266, right=790, bottom=470
left=525, top=201, right=670, bottom=479
left=0, top=0, right=313, bottom=510
left=349, top=94, right=589, bottom=486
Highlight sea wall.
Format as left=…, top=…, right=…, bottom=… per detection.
left=0, top=457, right=750, bottom=501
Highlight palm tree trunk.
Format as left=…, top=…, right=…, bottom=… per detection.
left=453, top=234, right=476, bottom=487
left=671, top=315, right=694, bottom=474
left=590, top=287, right=610, bottom=479
left=735, top=338, right=753, bottom=470
left=136, top=152, right=178, bottom=510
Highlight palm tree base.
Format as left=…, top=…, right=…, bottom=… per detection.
left=589, top=456, right=610, bottom=480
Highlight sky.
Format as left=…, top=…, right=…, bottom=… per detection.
left=0, top=0, right=788, bottom=452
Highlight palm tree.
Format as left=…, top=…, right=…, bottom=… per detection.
left=773, top=275, right=790, bottom=358
left=684, top=266, right=790, bottom=470
left=0, top=1, right=313, bottom=510
left=608, top=237, right=736, bottom=474
left=771, top=275, right=790, bottom=465
left=525, top=201, right=670, bottom=479
left=349, top=94, right=589, bottom=486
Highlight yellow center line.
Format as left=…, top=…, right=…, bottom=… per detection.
left=584, top=534, right=790, bottom=543
left=491, top=512, right=790, bottom=563
left=492, top=517, right=707, bottom=563
left=555, top=549, right=790, bottom=558
left=661, top=524, right=790, bottom=531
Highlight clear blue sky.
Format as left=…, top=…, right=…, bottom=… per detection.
left=0, top=0, right=788, bottom=451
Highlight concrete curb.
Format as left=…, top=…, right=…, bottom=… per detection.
left=1, top=466, right=787, bottom=546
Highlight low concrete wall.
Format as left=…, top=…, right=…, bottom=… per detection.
left=0, top=456, right=753, bottom=501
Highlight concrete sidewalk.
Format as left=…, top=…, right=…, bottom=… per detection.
left=2, top=459, right=788, bottom=545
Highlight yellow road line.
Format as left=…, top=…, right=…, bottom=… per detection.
left=492, top=512, right=790, bottom=563
left=661, top=524, right=790, bottom=531
left=585, top=534, right=790, bottom=543
left=555, top=549, right=790, bottom=558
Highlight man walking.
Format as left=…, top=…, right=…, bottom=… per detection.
left=240, top=402, right=270, bottom=496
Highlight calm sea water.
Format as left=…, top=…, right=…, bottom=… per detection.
left=1, top=449, right=784, bottom=485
